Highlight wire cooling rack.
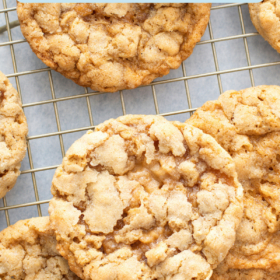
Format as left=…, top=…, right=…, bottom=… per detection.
left=1, top=2, right=280, bottom=231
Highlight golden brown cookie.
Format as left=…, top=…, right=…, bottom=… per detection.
left=0, top=71, right=28, bottom=198
left=187, top=85, right=280, bottom=277
left=212, top=268, right=280, bottom=280
left=0, top=217, right=80, bottom=279
left=17, top=3, right=211, bottom=92
left=249, top=1, right=280, bottom=53
left=49, top=115, right=243, bottom=280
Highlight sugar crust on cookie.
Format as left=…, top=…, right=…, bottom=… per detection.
left=49, top=115, right=243, bottom=280
left=249, top=1, right=280, bottom=53
left=0, top=217, right=80, bottom=279
left=187, top=85, right=280, bottom=277
left=17, top=3, right=211, bottom=92
left=0, top=71, right=28, bottom=198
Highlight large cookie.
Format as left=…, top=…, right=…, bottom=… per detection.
left=0, top=71, right=28, bottom=198
left=0, top=217, right=80, bottom=279
left=17, top=3, right=211, bottom=92
left=249, top=1, right=280, bottom=53
left=187, top=86, right=280, bottom=278
left=49, top=115, right=243, bottom=280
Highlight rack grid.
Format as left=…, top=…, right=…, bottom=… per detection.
left=1, top=2, right=280, bottom=230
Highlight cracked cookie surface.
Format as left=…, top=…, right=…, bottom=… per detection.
left=0, top=217, right=80, bottom=280
left=249, top=1, right=280, bottom=53
left=0, top=71, right=28, bottom=199
left=187, top=86, right=280, bottom=278
left=49, top=115, right=243, bottom=280
left=17, top=3, right=211, bottom=92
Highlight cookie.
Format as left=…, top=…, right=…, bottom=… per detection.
left=17, top=3, right=211, bottom=92
left=212, top=269, right=280, bottom=280
left=0, top=71, right=28, bottom=198
left=187, top=86, right=280, bottom=277
left=0, top=217, right=80, bottom=279
left=48, top=115, right=243, bottom=280
left=249, top=1, right=280, bottom=53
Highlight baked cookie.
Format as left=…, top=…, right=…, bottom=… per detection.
left=0, top=71, right=28, bottom=198
left=249, top=1, right=280, bottom=53
left=17, top=3, right=211, bottom=92
left=212, top=269, right=280, bottom=280
left=49, top=115, right=243, bottom=280
left=187, top=86, right=280, bottom=277
left=0, top=217, right=80, bottom=279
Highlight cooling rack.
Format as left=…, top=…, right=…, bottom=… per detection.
left=1, top=2, right=280, bottom=231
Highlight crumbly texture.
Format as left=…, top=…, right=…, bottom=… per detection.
left=249, top=1, right=280, bottom=53
left=212, top=268, right=280, bottom=280
left=17, top=3, right=211, bottom=92
left=0, top=217, right=80, bottom=280
left=187, top=86, right=280, bottom=277
left=49, top=115, right=243, bottom=280
left=0, top=71, right=28, bottom=198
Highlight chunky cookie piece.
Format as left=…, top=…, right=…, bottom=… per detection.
left=249, top=1, right=280, bottom=53
left=49, top=115, right=243, bottom=280
left=0, top=217, right=80, bottom=279
left=187, top=86, right=280, bottom=277
left=17, top=3, right=211, bottom=92
left=0, top=71, right=28, bottom=198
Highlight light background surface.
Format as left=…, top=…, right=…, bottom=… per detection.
left=1, top=2, right=280, bottom=230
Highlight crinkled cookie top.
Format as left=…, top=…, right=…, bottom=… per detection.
left=187, top=85, right=280, bottom=276
left=249, top=1, right=280, bottom=53
left=49, top=115, right=243, bottom=280
left=17, top=3, right=211, bottom=92
left=0, top=217, right=80, bottom=280
left=0, top=71, right=28, bottom=198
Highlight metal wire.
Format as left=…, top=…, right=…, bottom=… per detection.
left=1, top=3, right=280, bottom=226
